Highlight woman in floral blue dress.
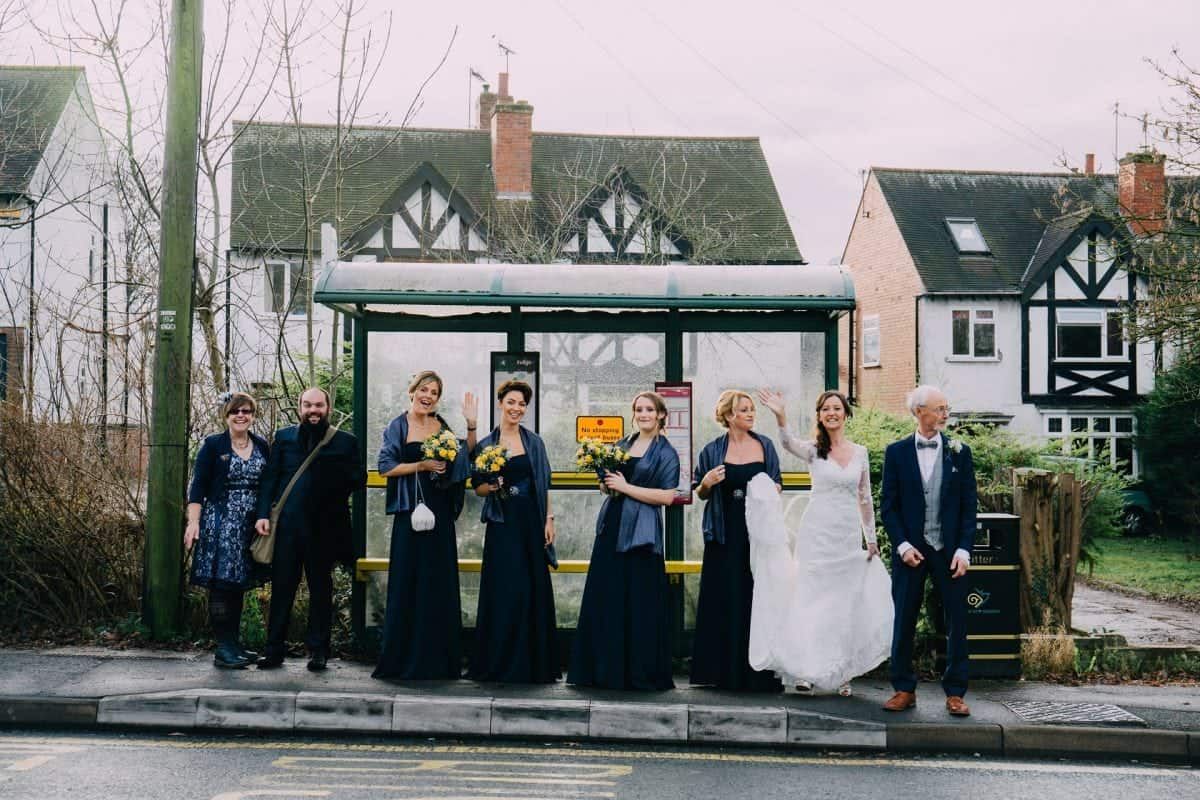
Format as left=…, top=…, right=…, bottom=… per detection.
left=186, top=392, right=270, bottom=669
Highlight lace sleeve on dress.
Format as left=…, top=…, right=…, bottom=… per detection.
left=778, top=426, right=816, bottom=464
left=857, top=446, right=877, bottom=544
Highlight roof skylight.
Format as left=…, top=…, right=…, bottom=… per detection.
left=945, top=218, right=991, bottom=254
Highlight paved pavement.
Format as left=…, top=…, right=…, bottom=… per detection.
left=1073, top=582, right=1200, bottom=646
left=0, top=649, right=1196, bottom=764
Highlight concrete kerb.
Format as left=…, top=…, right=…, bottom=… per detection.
left=2, top=691, right=1197, bottom=763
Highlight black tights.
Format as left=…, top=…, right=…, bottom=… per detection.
left=209, top=587, right=245, bottom=646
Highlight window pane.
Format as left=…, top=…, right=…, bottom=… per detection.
left=1115, top=438, right=1134, bottom=474
left=265, top=263, right=285, bottom=313
left=1094, top=438, right=1111, bottom=466
left=1115, top=417, right=1134, bottom=433
left=974, top=320, right=995, bottom=358
left=1047, top=417, right=1063, bottom=433
left=946, top=218, right=990, bottom=253
left=290, top=261, right=310, bottom=316
left=1106, top=313, right=1124, bottom=356
left=1092, top=417, right=1111, bottom=433
left=1058, top=323, right=1102, bottom=358
left=952, top=310, right=970, bottom=355
left=1070, top=417, right=1088, bottom=432
left=976, top=309, right=994, bottom=320
left=863, top=331, right=880, bottom=365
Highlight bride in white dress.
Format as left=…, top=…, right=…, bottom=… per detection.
left=745, top=389, right=893, bottom=694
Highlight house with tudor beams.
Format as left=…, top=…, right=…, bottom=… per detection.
left=0, top=65, right=124, bottom=422
left=226, top=72, right=803, bottom=390
left=839, top=152, right=1191, bottom=477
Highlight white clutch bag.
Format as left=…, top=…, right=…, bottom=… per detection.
left=411, top=475, right=436, bottom=531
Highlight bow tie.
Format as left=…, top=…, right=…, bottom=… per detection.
left=916, top=439, right=939, bottom=450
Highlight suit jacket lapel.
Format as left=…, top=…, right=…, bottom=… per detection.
left=905, top=434, right=925, bottom=511
left=939, top=432, right=955, bottom=508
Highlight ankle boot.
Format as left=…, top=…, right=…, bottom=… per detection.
left=214, top=642, right=252, bottom=669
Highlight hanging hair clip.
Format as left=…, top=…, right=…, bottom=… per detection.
left=218, top=391, right=233, bottom=405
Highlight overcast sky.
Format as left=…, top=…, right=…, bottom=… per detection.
left=6, top=0, right=1197, bottom=263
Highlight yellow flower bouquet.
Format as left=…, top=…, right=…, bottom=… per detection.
left=474, top=444, right=508, bottom=478
left=422, top=428, right=460, bottom=464
left=575, top=438, right=631, bottom=485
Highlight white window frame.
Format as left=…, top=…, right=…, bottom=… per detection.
left=861, top=314, right=880, bottom=367
left=263, top=259, right=309, bottom=317
left=945, top=217, right=991, bottom=255
left=1054, top=308, right=1126, bottom=361
left=949, top=307, right=997, bottom=360
left=1043, top=412, right=1138, bottom=476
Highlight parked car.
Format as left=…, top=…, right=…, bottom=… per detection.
left=1119, top=483, right=1156, bottom=537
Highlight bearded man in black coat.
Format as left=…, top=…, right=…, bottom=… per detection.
left=255, top=387, right=365, bottom=671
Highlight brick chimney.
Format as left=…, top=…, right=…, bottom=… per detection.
left=478, top=83, right=497, bottom=131
left=1118, top=150, right=1166, bottom=236
left=491, top=73, right=533, bottom=200
left=1084, top=153, right=1095, bottom=176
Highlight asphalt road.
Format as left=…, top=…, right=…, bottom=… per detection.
left=0, top=730, right=1195, bottom=800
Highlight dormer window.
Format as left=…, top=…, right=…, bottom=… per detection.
left=945, top=218, right=990, bottom=255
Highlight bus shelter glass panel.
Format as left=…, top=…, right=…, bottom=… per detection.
left=364, top=330, right=507, bottom=629
left=525, top=330, right=666, bottom=624
left=681, top=331, right=824, bottom=559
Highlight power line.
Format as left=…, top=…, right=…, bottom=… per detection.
left=637, top=4, right=861, bottom=181
left=794, top=10, right=1065, bottom=163
left=835, top=6, right=1068, bottom=161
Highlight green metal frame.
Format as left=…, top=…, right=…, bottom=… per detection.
left=346, top=305, right=843, bottom=648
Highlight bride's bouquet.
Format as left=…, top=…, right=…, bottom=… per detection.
left=575, top=438, right=631, bottom=492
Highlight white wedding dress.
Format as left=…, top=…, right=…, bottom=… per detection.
left=745, top=431, right=893, bottom=690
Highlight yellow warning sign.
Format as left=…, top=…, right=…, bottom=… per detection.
left=576, top=416, right=625, bottom=443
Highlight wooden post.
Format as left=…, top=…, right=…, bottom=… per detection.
left=1013, top=468, right=1083, bottom=632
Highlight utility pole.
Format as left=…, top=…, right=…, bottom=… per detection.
left=144, top=0, right=203, bottom=638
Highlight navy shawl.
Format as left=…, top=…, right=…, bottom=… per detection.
left=693, top=431, right=782, bottom=545
left=597, top=433, right=680, bottom=555
left=472, top=425, right=552, bottom=527
left=188, top=430, right=270, bottom=505
left=378, top=411, right=470, bottom=517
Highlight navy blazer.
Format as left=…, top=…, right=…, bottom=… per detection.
left=188, top=430, right=270, bottom=506
left=880, top=432, right=978, bottom=556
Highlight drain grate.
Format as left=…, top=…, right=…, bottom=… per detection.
left=1003, top=701, right=1146, bottom=726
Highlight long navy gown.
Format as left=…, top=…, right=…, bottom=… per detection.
left=568, top=457, right=674, bottom=690
left=690, top=460, right=782, bottom=691
left=373, top=441, right=462, bottom=680
left=468, top=454, right=560, bottom=683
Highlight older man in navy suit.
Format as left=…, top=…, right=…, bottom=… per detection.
left=880, top=385, right=977, bottom=717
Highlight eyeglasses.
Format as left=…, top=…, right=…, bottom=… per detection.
left=921, top=405, right=951, bottom=415
left=228, top=409, right=254, bottom=417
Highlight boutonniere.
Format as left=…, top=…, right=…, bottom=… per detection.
left=948, top=438, right=963, bottom=455
left=219, top=453, right=230, bottom=462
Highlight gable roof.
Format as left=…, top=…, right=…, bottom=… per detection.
left=0, top=65, right=84, bottom=195
left=870, top=168, right=1116, bottom=293
left=230, top=121, right=802, bottom=263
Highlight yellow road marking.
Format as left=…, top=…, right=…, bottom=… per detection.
left=2, top=736, right=1194, bottom=779
left=256, top=780, right=613, bottom=798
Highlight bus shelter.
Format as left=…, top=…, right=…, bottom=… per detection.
left=313, top=259, right=856, bottom=650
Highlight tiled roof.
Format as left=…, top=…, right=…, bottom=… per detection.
left=230, top=122, right=802, bottom=262
left=0, top=66, right=83, bottom=194
left=871, top=168, right=1115, bottom=292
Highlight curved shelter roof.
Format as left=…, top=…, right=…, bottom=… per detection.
left=314, top=262, right=855, bottom=316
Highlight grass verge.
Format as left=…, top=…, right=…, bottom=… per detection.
left=1086, top=534, right=1200, bottom=604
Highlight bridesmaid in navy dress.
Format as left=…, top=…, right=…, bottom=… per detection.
left=691, top=389, right=784, bottom=691
left=468, top=380, right=559, bottom=683
left=373, top=371, right=477, bottom=680
left=568, top=391, right=680, bottom=690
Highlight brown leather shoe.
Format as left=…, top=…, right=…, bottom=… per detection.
left=945, top=696, right=971, bottom=717
left=882, top=691, right=916, bottom=711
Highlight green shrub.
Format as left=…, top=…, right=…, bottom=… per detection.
left=1136, top=345, right=1200, bottom=537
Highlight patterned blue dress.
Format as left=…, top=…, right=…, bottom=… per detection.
left=191, top=448, right=267, bottom=591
